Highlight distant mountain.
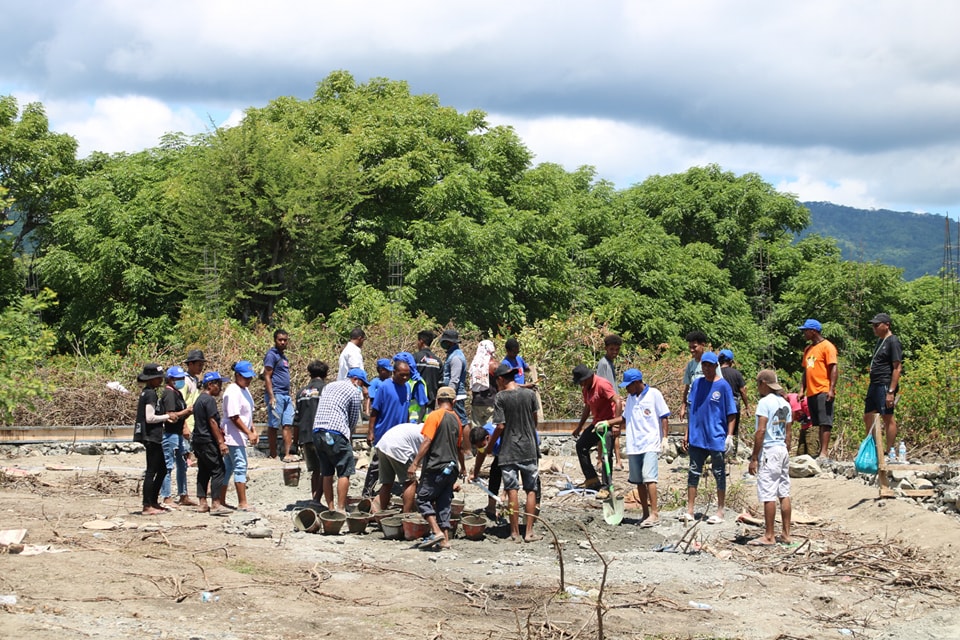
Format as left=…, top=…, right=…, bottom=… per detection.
left=799, top=202, right=953, bottom=281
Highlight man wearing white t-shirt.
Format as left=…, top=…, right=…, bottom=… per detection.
left=748, top=369, right=793, bottom=546
left=374, top=422, right=424, bottom=513
left=337, top=327, right=366, bottom=381
left=597, top=368, right=670, bottom=527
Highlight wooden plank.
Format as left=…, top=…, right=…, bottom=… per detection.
left=900, top=489, right=936, bottom=497
left=873, top=416, right=889, bottom=496
left=885, top=464, right=944, bottom=472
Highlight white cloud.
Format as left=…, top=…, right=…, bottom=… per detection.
left=47, top=96, right=206, bottom=157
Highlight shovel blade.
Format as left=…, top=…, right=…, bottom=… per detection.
left=602, top=494, right=625, bottom=525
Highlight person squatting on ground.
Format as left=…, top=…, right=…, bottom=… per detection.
left=293, top=360, right=329, bottom=503
left=682, top=351, right=736, bottom=525
left=408, top=387, right=470, bottom=549
left=485, top=363, right=542, bottom=542
left=864, top=312, right=903, bottom=451
left=718, top=348, right=750, bottom=461
left=363, top=357, right=414, bottom=498
left=191, top=371, right=230, bottom=515
left=440, top=328, right=469, bottom=427
left=748, top=369, right=793, bottom=546
left=221, top=360, right=258, bottom=511
left=135, top=363, right=183, bottom=515
left=159, top=366, right=195, bottom=507
left=469, top=340, right=498, bottom=428
left=375, top=422, right=425, bottom=513
left=595, top=333, right=625, bottom=471
left=596, top=368, right=670, bottom=528
left=313, top=368, right=368, bottom=512
left=571, top=364, right=619, bottom=492
left=263, top=329, right=296, bottom=461
left=798, top=318, right=838, bottom=462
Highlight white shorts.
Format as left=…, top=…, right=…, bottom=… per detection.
left=756, top=446, right=790, bottom=503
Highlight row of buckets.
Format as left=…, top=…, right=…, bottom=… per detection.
left=292, top=497, right=488, bottom=540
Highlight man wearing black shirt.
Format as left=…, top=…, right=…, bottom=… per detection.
left=192, top=372, right=229, bottom=515
left=863, top=313, right=903, bottom=450
left=413, top=330, right=442, bottom=410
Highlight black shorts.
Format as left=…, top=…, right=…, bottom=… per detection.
left=300, top=441, right=322, bottom=473
left=864, top=383, right=896, bottom=416
left=806, top=392, right=834, bottom=428
left=313, top=431, right=356, bottom=478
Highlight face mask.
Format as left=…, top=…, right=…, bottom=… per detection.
left=174, top=380, right=185, bottom=390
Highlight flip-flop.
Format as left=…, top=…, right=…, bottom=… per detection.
left=678, top=512, right=695, bottom=523
left=417, top=533, right=444, bottom=549
left=209, top=508, right=232, bottom=516
left=639, top=519, right=661, bottom=528
left=706, top=515, right=724, bottom=525
left=778, top=541, right=800, bottom=549
left=747, top=538, right=776, bottom=547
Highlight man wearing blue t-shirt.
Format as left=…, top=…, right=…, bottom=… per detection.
left=362, top=359, right=413, bottom=498
left=501, top=338, right=532, bottom=387
left=264, top=329, right=294, bottom=461
left=681, top=351, right=736, bottom=525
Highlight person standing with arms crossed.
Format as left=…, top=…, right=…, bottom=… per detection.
left=798, top=319, right=838, bottom=462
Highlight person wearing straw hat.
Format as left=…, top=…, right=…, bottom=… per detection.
left=748, top=369, right=793, bottom=546
left=134, top=364, right=184, bottom=515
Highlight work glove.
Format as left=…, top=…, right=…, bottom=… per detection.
left=724, top=435, right=733, bottom=452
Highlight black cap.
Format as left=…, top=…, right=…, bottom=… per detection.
left=572, top=364, right=593, bottom=384
left=184, top=349, right=206, bottom=363
left=494, top=363, right=518, bottom=378
left=870, top=313, right=892, bottom=325
left=439, top=328, right=460, bottom=345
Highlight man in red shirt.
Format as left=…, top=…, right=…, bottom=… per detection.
left=571, top=364, right=620, bottom=491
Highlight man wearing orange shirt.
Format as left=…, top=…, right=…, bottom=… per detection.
left=798, top=319, right=838, bottom=462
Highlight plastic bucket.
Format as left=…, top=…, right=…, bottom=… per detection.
left=293, top=508, right=320, bottom=533
left=372, top=509, right=399, bottom=526
left=282, top=464, right=301, bottom=487
left=347, top=512, right=370, bottom=534
left=319, top=510, right=346, bottom=535
left=448, top=517, right=460, bottom=538
left=461, top=514, right=487, bottom=540
left=380, top=516, right=404, bottom=540
left=450, top=498, right=465, bottom=517
left=402, top=515, right=431, bottom=541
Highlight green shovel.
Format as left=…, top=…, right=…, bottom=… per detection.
left=595, top=421, right=624, bottom=525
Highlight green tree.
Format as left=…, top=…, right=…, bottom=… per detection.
left=0, top=289, right=57, bottom=423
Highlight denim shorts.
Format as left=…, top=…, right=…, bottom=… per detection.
left=500, top=460, right=538, bottom=492
left=266, top=393, right=295, bottom=428
left=627, top=452, right=659, bottom=484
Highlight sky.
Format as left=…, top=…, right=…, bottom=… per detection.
left=3, top=0, right=959, bottom=215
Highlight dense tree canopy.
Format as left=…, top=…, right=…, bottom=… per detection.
left=0, top=72, right=950, bottom=385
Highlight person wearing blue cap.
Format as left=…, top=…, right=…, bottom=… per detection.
left=312, top=367, right=368, bottom=511
left=595, top=369, right=671, bottom=527
left=191, top=372, right=230, bottom=515
left=718, top=349, right=750, bottom=460
left=221, top=361, right=258, bottom=511
left=798, top=318, right=838, bottom=461
left=159, top=366, right=195, bottom=508
left=682, top=350, right=736, bottom=525
left=367, top=358, right=394, bottom=410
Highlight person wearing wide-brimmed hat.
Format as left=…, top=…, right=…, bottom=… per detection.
left=439, top=328, right=468, bottom=426
left=134, top=364, right=186, bottom=515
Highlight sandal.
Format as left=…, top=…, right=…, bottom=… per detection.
left=706, top=515, right=724, bottom=525
left=678, top=512, right=695, bottom=523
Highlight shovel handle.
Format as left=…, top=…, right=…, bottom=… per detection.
left=471, top=479, right=502, bottom=503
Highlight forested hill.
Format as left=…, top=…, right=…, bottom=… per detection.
left=800, top=201, right=950, bottom=280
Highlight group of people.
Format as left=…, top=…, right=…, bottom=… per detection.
left=133, top=312, right=904, bottom=548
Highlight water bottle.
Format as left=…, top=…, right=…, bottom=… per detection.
left=898, top=441, right=907, bottom=464
left=888, top=447, right=897, bottom=464
left=442, top=460, right=457, bottom=475
left=323, top=431, right=335, bottom=446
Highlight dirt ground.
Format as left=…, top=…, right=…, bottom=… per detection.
left=1, top=450, right=959, bottom=640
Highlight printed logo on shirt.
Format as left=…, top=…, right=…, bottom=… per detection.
left=711, top=391, right=722, bottom=402
left=806, top=355, right=816, bottom=369
left=642, top=408, right=652, bottom=417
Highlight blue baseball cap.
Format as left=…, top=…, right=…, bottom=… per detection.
left=375, top=358, right=394, bottom=372
left=166, top=365, right=186, bottom=379
left=798, top=319, right=822, bottom=332
left=700, top=351, right=719, bottom=365
left=347, top=367, right=370, bottom=386
left=201, top=371, right=223, bottom=385
left=233, top=360, right=256, bottom=378
left=718, top=349, right=734, bottom=362
left=619, top=368, right=643, bottom=388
